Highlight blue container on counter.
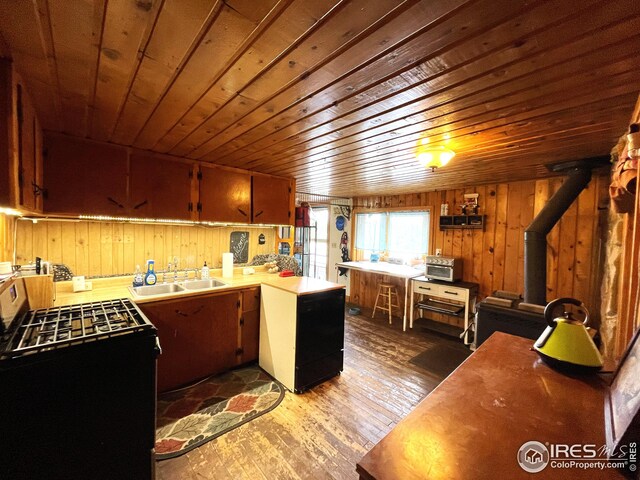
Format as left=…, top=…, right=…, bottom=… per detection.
left=370, top=254, right=380, bottom=263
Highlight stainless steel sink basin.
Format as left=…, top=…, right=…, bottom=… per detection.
left=182, top=279, right=227, bottom=290
left=129, top=283, right=186, bottom=296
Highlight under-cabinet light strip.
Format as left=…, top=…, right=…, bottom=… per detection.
left=13, top=214, right=288, bottom=228
left=0, top=207, right=23, bottom=216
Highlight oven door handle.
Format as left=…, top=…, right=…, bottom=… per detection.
left=154, top=336, right=162, bottom=356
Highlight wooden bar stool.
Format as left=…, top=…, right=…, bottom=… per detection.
left=372, top=283, right=401, bottom=324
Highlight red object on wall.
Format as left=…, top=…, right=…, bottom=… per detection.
left=295, top=206, right=311, bottom=227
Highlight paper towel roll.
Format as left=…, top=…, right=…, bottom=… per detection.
left=222, top=252, right=234, bottom=278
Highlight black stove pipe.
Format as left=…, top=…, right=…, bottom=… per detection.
left=524, top=167, right=592, bottom=305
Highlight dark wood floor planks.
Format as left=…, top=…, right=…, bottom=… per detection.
left=156, top=312, right=456, bottom=480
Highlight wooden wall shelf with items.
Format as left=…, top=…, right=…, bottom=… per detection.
left=0, top=59, right=44, bottom=213
left=438, top=214, right=485, bottom=230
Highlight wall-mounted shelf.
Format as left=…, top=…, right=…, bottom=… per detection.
left=439, top=215, right=485, bottom=230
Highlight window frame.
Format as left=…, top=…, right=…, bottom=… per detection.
left=351, top=206, right=435, bottom=261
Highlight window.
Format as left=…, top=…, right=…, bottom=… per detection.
left=355, top=210, right=430, bottom=262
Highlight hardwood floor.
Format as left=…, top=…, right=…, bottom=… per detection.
left=156, top=312, right=461, bottom=480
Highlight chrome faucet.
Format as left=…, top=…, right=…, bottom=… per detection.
left=181, top=268, right=199, bottom=281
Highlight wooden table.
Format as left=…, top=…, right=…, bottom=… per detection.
left=335, top=261, right=423, bottom=331
left=357, top=333, right=626, bottom=480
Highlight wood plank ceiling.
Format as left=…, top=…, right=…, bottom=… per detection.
left=0, top=0, right=639, bottom=197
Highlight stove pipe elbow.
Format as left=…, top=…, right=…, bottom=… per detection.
left=524, top=168, right=592, bottom=305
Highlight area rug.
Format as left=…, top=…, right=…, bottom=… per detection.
left=409, top=340, right=471, bottom=379
left=155, top=366, right=285, bottom=460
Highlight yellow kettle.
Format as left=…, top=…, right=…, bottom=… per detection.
left=533, top=298, right=603, bottom=372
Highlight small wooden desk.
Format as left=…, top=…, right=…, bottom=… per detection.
left=356, top=333, right=626, bottom=480
left=335, top=261, right=423, bottom=331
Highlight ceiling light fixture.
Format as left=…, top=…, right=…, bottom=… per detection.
left=416, top=137, right=455, bottom=172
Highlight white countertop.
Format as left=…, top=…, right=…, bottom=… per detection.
left=261, top=276, right=345, bottom=296
left=336, top=261, right=424, bottom=279
left=54, top=266, right=344, bottom=306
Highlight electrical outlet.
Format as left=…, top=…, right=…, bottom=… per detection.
left=435, top=248, right=442, bottom=256
left=331, top=243, right=337, bottom=248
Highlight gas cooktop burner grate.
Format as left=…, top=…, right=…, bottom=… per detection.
left=0, top=298, right=153, bottom=359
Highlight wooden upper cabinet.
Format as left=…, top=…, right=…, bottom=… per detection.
left=0, top=59, right=44, bottom=212
left=39, top=132, right=294, bottom=223
left=252, top=174, right=293, bottom=225
left=199, top=164, right=251, bottom=223
left=17, top=86, right=43, bottom=212
left=43, top=135, right=128, bottom=216
left=129, top=154, right=193, bottom=220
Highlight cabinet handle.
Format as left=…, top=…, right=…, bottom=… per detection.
left=32, top=182, right=48, bottom=199
left=175, top=309, right=188, bottom=317
left=238, top=208, right=247, bottom=217
left=133, top=199, right=148, bottom=210
left=254, top=210, right=263, bottom=218
left=418, top=286, right=431, bottom=291
left=107, top=197, right=124, bottom=208
left=444, top=290, right=459, bottom=295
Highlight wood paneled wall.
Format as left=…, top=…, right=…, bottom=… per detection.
left=14, top=220, right=275, bottom=277
left=0, top=212, right=15, bottom=262
left=350, top=174, right=609, bottom=327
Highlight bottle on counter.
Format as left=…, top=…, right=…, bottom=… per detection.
left=201, top=261, right=210, bottom=279
left=144, top=260, right=157, bottom=286
left=133, top=265, right=144, bottom=287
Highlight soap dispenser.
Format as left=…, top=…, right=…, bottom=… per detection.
left=133, top=265, right=144, bottom=287
left=201, top=261, right=210, bottom=279
left=144, top=260, right=157, bottom=286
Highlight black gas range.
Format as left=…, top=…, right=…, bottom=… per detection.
left=0, top=276, right=159, bottom=480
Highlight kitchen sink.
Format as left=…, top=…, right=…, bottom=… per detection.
left=182, top=279, right=227, bottom=290
left=129, top=283, right=186, bottom=296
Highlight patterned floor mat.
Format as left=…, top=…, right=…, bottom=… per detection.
left=155, top=366, right=285, bottom=460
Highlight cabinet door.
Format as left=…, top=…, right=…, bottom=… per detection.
left=17, top=85, right=41, bottom=212
left=199, top=165, right=251, bottom=223
left=129, top=154, right=194, bottom=220
left=252, top=175, right=292, bottom=225
left=43, top=135, right=128, bottom=216
left=208, top=292, right=241, bottom=376
left=0, top=60, right=43, bottom=212
left=240, top=288, right=260, bottom=363
left=140, top=292, right=239, bottom=393
left=0, top=60, right=10, bottom=206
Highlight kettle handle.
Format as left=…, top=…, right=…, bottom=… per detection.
left=544, top=297, right=589, bottom=327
